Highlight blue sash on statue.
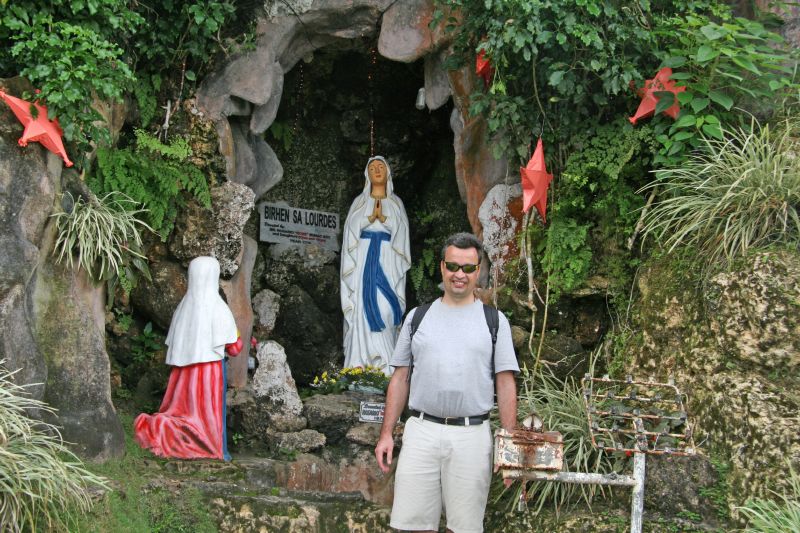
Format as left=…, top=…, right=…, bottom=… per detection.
left=361, top=230, right=402, bottom=332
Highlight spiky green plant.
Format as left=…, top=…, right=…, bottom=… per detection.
left=52, top=191, right=152, bottom=282
left=641, top=122, right=800, bottom=268
left=0, top=362, right=108, bottom=532
left=492, top=364, right=618, bottom=515
left=737, top=463, right=800, bottom=533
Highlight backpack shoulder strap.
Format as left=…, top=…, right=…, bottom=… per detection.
left=406, top=302, right=432, bottom=383
left=483, top=304, right=499, bottom=376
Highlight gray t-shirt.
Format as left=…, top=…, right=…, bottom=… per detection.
left=390, top=299, right=519, bottom=418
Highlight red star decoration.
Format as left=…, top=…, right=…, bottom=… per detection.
left=475, top=49, right=494, bottom=89
left=0, top=90, right=73, bottom=167
left=629, top=67, right=685, bottom=126
left=520, top=138, right=553, bottom=223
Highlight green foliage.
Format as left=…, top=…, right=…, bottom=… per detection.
left=0, top=361, right=108, bottom=532
left=268, top=121, right=295, bottom=152
left=71, top=413, right=217, bottom=533
left=738, top=462, right=800, bottom=533
left=130, top=322, right=163, bottom=366
left=652, top=15, right=798, bottom=165
left=90, top=129, right=211, bottom=240
left=410, top=248, right=437, bottom=294
left=494, top=366, right=617, bottom=514
left=642, top=121, right=800, bottom=270
left=0, top=1, right=243, bottom=159
left=700, top=458, right=731, bottom=521
left=522, top=121, right=654, bottom=299
left=52, top=191, right=151, bottom=283
left=0, top=2, right=141, bottom=153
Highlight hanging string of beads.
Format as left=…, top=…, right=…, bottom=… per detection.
left=293, top=61, right=305, bottom=137
left=369, top=45, right=377, bottom=157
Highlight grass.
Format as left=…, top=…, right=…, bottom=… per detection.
left=70, top=411, right=217, bottom=533
left=641, top=121, right=800, bottom=271
left=737, top=462, right=800, bottom=533
left=0, top=362, right=108, bottom=533
left=490, top=364, right=618, bottom=516
left=52, top=191, right=152, bottom=282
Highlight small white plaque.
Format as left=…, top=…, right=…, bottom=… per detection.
left=258, top=201, right=339, bottom=251
left=359, top=401, right=386, bottom=424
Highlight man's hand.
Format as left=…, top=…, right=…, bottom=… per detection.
left=375, top=433, right=395, bottom=473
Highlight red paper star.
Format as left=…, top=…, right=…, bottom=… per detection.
left=628, top=67, right=685, bottom=126
left=475, top=49, right=494, bottom=89
left=0, top=90, right=73, bottom=167
left=520, top=138, right=553, bottom=222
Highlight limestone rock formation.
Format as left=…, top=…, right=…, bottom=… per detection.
left=252, top=341, right=304, bottom=420
left=130, top=258, right=188, bottom=330
left=1, top=77, right=123, bottom=461
left=168, top=181, right=255, bottom=278
left=628, top=250, right=800, bottom=514
left=221, top=235, right=258, bottom=388
left=252, top=288, right=281, bottom=338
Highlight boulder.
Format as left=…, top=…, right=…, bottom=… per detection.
left=424, top=48, right=452, bottom=110
left=168, top=181, right=256, bottom=277
left=378, top=0, right=450, bottom=62
left=271, top=284, right=341, bottom=385
left=303, top=393, right=361, bottom=444
left=252, top=341, right=304, bottom=420
left=252, top=288, right=281, bottom=337
left=644, top=450, right=722, bottom=522
left=478, top=183, right=523, bottom=277
left=267, top=428, right=326, bottom=453
left=32, top=262, right=125, bottom=461
left=346, top=423, right=382, bottom=447
left=130, top=258, right=187, bottom=330
left=628, top=250, right=800, bottom=514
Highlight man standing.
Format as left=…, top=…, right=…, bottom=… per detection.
left=375, top=232, right=519, bottom=532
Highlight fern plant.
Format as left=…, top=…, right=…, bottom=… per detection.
left=0, top=361, right=108, bottom=532
left=52, top=191, right=151, bottom=284
left=89, top=129, right=211, bottom=241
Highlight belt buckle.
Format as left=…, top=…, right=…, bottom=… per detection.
left=444, top=416, right=455, bottom=425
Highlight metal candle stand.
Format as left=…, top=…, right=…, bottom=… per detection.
left=495, top=374, right=696, bottom=533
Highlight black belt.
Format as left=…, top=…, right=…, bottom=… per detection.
left=408, top=410, right=490, bottom=426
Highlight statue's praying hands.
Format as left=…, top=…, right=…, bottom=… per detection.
left=368, top=198, right=386, bottom=223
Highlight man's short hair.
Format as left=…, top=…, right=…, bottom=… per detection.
left=441, top=232, right=483, bottom=260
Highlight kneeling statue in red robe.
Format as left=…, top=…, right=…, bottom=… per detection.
left=134, top=256, right=241, bottom=460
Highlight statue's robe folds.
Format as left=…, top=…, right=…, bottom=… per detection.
left=340, top=157, right=411, bottom=375
left=134, top=257, right=238, bottom=460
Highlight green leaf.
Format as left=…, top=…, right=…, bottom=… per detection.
left=690, top=98, right=709, bottom=113
left=676, top=91, right=694, bottom=105
left=673, top=131, right=694, bottom=141
left=549, top=70, right=565, bottom=86
left=700, top=24, right=725, bottom=40
left=185, top=70, right=196, bottom=81
left=662, top=56, right=687, bottom=68
left=654, top=92, right=676, bottom=115
left=701, top=123, right=723, bottom=139
left=673, top=114, right=696, bottom=129
left=695, top=45, right=719, bottom=62
left=668, top=72, right=693, bottom=80
left=708, top=90, right=733, bottom=110
left=703, top=114, right=720, bottom=125
left=731, top=56, right=761, bottom=75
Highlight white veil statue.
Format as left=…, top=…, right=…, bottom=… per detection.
left=340, top=156, right=410, bottom=374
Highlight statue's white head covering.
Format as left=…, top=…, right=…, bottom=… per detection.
left=165, top=256, right=238, bottom=367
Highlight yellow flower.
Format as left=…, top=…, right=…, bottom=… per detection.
left=313, top=376, right=319, bottom=384
left=321, top=371, right=328, bottom=379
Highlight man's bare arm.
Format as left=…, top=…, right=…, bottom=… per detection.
left=495, top=371, right=517, bottom=432
left=374, top=366, right=410, bottom=473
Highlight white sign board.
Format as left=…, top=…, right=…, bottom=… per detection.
left=258, top=202, right=339, bottom=251
left=359, top=401, right=386, bottom=424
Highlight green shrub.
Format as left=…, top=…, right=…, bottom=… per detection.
left=52, top=191, right=152, bottom=284
left=89, top=129, right=211, bottom=240
left=0, top=361, right=108, bottom=532
left=737, top=462, right=800, bottom=532
left=642, top=121, right=800, bottom=269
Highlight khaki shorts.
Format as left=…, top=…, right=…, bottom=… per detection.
left=390, top=416, right=493, bottom=533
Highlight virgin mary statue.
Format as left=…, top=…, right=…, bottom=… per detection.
left=340, top=156, right=410, bottom=375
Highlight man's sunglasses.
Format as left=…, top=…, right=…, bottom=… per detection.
left=444, top=262, right=479, bottom=274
